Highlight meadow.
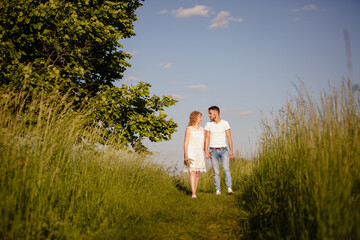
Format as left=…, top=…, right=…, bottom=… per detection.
left=239, top=78, right=360, bottom=239
left=1, top=78, right=359, bottom=239
left=0, top=86, right=250, bottom=239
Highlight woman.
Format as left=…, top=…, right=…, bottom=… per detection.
left=184, top=111, right=207, bottom=198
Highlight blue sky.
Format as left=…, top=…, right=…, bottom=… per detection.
left=117, top=0, right=360, bottom=170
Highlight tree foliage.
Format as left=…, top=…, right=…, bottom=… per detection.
left=0, top=0, right=177, bottom=150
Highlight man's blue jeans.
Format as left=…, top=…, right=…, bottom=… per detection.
left=209, top=148, right=232, bottom=191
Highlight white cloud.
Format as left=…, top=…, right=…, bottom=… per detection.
left=124, top=76, right=139, bottom=82
left=235, top=110, right=253, bottom=116
left=171, top=94, right=185, bottom=100
left=229, top=16, right=244, bottom=23
left=159, top=63, right=172, bottom=69
left=128, top=50, right=138, bottom=55
left=172, top=5, right=210, bottom=18
left=209, top=11, right=230, bottom=29
left=292, top=4, right=318, bottom=12
left=222, top=108, right=253, bottom=117
left=209, top=11, right=243, bottom=29
left=188, top=84, right=208, bottom=91
left=158, top=9, right=168, bottom=14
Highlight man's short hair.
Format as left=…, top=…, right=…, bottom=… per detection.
left=208, top=106, right=220, bottom=114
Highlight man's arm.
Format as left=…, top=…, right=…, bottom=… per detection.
left=205, top=130, right=210, bottom=159
left=225, top=129, right=234, bottom=159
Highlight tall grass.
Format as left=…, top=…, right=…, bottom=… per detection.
left=239, top=78, right=360, bottom=239
left=0, top=88, right=186, bottom=239
left=175, top=157, right=255, bottom=194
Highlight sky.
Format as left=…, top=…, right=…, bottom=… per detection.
left=116, top=0, right=360, bottom=171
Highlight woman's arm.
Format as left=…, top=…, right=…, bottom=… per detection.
left=184, top=127, right=190, bottom=160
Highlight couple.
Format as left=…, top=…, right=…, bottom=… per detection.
left=183, top=106, right=234, bottom=199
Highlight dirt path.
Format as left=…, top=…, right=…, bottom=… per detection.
left=157, top=191, right=245, bottom=239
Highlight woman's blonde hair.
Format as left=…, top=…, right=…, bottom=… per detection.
left=188, top=111, right=202, bottom=126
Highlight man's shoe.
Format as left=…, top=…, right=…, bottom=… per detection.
left=227, top=188, right=233, bottom=195
left=216, top=190, right=221, bottom=195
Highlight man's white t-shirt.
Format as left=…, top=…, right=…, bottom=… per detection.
left=204, top=120, right=230, bottom=148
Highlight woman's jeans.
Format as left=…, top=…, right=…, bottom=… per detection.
left=209, top=148, right=232, bottom=191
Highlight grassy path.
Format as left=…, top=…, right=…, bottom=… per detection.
left=155, top=191, right=245, bottom=239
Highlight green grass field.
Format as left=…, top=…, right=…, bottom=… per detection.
left=0, top=87, right=250, bottom=239
left=1, top=78, right=359, bottom=239
left=239, top=78, right=360, bottom=239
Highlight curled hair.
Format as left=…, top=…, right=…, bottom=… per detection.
left=188, top=111, right=202, bottom=126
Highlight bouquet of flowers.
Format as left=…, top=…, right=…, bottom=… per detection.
left=184, top=157, right=193, bottom=167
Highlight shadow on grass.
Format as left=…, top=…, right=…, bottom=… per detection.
left=172, top=176, right=192, bottom=195
left=199, top=189, right=214, bottom=194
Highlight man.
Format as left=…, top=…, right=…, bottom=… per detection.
left=205, top=106, right=234, bottom=195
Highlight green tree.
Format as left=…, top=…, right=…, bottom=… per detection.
left=0, top=0, right=177, bottom=150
